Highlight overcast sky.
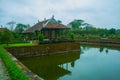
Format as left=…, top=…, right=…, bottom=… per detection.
left=0, top=0, right=120, bottom=29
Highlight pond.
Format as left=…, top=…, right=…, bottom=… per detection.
left=19, top=44, right=120, bottom=80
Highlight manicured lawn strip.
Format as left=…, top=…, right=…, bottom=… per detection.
left=0, top=43, right=36, bottom=80
left=0, top=43, right=37, bottom=47
left=0, top=47, right=30, bottom=80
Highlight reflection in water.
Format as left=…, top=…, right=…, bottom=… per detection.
left=99, top=47, right=109, bottom=54
left=71, top=61, right=75, bottom=68
left=99, top=47, right=104, bottom=53
left=20, top=45, right=120, bottom=80
left=20, top=51, right=81, bottom=80
left=105, top=49, right=109, bottom=54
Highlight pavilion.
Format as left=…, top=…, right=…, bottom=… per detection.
left=23, top=16, right=70, bottom=41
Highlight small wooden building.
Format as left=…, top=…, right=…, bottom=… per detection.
left=23, top=16, right=70, bottom=41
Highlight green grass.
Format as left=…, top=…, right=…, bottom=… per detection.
left=0, top=43, right=37, bottom=47
left=0, top=43, right=37, bottom=80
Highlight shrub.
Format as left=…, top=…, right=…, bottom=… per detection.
left=38, top=33, right=44, bottom=42
left=69, top=32, right=75, bottom=40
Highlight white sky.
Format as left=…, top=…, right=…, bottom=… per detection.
left=0, top=0, right=120, bottom=29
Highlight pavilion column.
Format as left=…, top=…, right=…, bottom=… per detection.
left=35, top=31, right=39, bottom=42
left=49, top=29, right=52, bottom=40
left=44, top=30, right=47, bottom=38
left=59, top=29, right=62, bottom=39
left=43, top=29, right=46, bottom=39
left=27, top=33, right=29, bottom=41
left=32, top=33, right=34, bottom=42
left=53, top=30, right=55, bottom=40
left=58, top=29, right=60, bottom=39
left=66, top=29, right=69, bottom=39
left=48, top=29, right=50, bottom=39
left=61, top=29, right=63, bottom=38
left=45, top=29, right=48, bottom=39
left=55, top=30, right=57, bottom=40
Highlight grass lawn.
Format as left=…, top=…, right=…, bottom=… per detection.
left=0, top=43, right=37, bottom=80
left=0, top=43, right=37, bottom=47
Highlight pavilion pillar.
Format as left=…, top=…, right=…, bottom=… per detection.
left=59, top=29, right=62, bottom=39
left=58, top=29, right=60, bottom=40
left=66, top=29, right=69, bottom=39
left=61, top=29, right=63, bottom=38
left=55, top=30, right=57, bottom=40
left=49, top=29, right=52, bottom=40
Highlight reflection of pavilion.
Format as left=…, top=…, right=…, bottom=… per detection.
left=20, top=51, right=80, bottom=80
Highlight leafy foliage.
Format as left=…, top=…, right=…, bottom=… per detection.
left=69, top=32, right=75, bottom=40
left=0, top=29, right=14, bottom=44
left=71, top=27, right=120, bottom=39
left=69, top=19, right=84, bottom=29
left=57, top=20, right=62, bottom=24
left=15, top=23, right=30, bottom=33
left=38, top=33, right=44, bottom=42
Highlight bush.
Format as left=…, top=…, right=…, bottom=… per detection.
left=38, top=33, right=44, bottom=42
left=69, top=32, right=75, bottom=40
left=0, top=29, right=14, bottom=44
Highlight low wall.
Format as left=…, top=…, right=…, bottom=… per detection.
left=4, top=49, right=41, bottom=80
left=5, top=42, right=80, bottom=58
left=76, top=39, right=120, bottom=44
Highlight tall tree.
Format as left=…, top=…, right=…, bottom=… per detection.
left=69, top=19, right=84, bottom=29
left=15, top=23, right=30, bottom=33
left=6, top=21, right=16, bottom=31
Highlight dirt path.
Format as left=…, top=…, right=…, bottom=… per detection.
left=0, top=58, right=10, bottom=80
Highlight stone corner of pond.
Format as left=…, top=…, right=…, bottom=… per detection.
left=6, top=51, right=41, bottom=80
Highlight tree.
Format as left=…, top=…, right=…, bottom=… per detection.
left=69, top=19, right=84, bottom=29
left=15, top=23, right=30, bottom=33
left=57, top=20, right=62, bottom=24
left=0, top=29, right=14, bottom=45
left=6, top=21, right=16, bottom=31
left=109, top=28, right=116, bottom=34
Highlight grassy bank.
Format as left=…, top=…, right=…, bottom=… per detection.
left=0, top=43, right=37, bottom=80
left=0, top=43, right=37, bottom=47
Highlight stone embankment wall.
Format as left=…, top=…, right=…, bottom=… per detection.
left=76, top=39, right=120, bottom=44
left=5, top=42, right=80, bottom=58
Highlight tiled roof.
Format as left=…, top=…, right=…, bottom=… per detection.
left=23, top=18, right=69, bottom=33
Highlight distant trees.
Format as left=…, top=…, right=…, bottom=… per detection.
left=109, top=28, right=116, bottom=34
left=67, top=19, right=120, bottom=39
left=68, top=19, right=84, bottom=29
left=6, top=21, right=16, bottom=31
left=71, top=27, right=120, bottom=39
left=15, top=23, right=30, bottom=33
left=57, top=20, right=62, bottom=24
left=0, top=22, right=31, bottom=44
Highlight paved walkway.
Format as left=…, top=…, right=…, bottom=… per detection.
left=0, top=58, right=10, bottom=80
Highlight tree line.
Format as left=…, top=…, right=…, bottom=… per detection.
left=0, top=21, right=30, bottom=44
left=0, top=19, right=120, bottom=44
left=68, top=19, right=120, bottom=39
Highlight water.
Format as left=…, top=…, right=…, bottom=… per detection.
left=20, top=44, right=120, bottom=80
